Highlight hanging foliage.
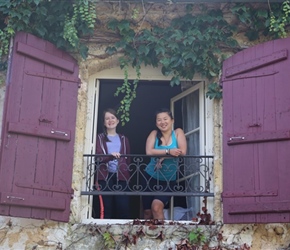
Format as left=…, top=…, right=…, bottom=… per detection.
left=0, top=0, right=96, bottom=60
left=107, top=7, right=238, bottom=85
left=106, top=2, right=287, bottom=124
left=0, top=1, right=289, bottom=124
left=105, top=6, right=239, bottom=123
left=269, top=0, right=290, bottom=38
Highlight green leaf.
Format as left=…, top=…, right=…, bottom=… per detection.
left=209, top=70, right=217, bottom=77
left=106, top=46, right=117, bottom=55
left=35, top=26, right=47, bottom=37
left=183, top=52, right=196, bottom=62
left=79, top=44, right=88, bottom=59
left=161, top=65, right=172, bottom=76
left=170, top=30, right=183, bottom=40
left=183, top=35, right=195, bottom=45
left=107, top=18, right=119, bottom=31
left=118, top=19, right=131, bottom=32
left=206, top=82, right=222, bottom=99
left=170, top=76, right=180, bottom=86
left=257, top=9, right=269, bottom=18
left=155, top=46, right=165, bottom=56
left=138, top=45, right=150, bottom=56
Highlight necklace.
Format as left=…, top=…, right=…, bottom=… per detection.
left=162, top=135, right=171, bottom=146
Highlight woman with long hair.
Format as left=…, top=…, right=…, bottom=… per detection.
left=95, top=108, right=131, bottom=219
left=142, top=108, right=187, bottom=220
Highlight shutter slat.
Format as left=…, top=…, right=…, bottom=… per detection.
left=15, top=182, right=74, bottom=194
left=224, top=49, right=287, bottom=77
left=227, top=130, right=290, bottom=145
left=228, top=202, right=290, bottom=214
left=8, top=122, right=71, bottom=141
left=222, top=190, right=277, bottom=198
left=0, top=192, right=66, bottom=210
left=16, top=41, right=74, bottom=72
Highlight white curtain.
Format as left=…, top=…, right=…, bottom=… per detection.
left=182, top=89, right=200, bottom=220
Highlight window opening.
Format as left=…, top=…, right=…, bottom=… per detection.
left=82, top=77, right=214, bottom=222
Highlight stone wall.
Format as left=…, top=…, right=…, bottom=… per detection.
left=1, top=215, right=290, bottom=249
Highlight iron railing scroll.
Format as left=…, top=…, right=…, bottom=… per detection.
left=82, top=154, right=214, bottom=220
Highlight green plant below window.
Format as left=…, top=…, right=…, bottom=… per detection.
left=102, top=231, right=116, bottom=249
left=188, top=228, right=207, bottom=245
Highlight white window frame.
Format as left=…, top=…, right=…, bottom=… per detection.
left=168, top=81, right=214, bottom=219
left=81, top=67, right=214, bottom=223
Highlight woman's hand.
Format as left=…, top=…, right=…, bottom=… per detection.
left=111, top=152, right=121, bottom=158
left=154, top=158, right=164, bottom=171
left=169, top=148, right=183, bottom=157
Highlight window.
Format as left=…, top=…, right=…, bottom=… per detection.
left=82, top=67, right=214, bottom=222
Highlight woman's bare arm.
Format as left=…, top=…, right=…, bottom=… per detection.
left=175, top=128, right=187, bottom=155
left=146, top=130, right=167, bottom=155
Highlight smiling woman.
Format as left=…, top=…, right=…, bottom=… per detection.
left=94, top=108, right=131, bottom=219
left=142, top=108, right=187, bottom=220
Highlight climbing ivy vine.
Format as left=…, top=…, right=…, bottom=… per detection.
left=0, top=0, right=96, bottom=60
left=106, top=2, right=288, bottom=124
left=107, top=6, right=238, bottom=82
left=106, top=5, right=238, bottom=122
left=269, top=0, right=290, bottom=38
left=0, top=1, right=289, bottom=124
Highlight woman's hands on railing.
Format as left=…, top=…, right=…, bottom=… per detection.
left=111, top=152, right=121, bottom=158
left=154, top=158, right=164, bottom=171
left=168, top=148, right=183, bottom=157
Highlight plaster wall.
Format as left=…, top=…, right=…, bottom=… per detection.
left=0, top=2, right=290, bottom=250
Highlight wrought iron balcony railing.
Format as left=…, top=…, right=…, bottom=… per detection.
left=81, top=154, right=214, bottom=197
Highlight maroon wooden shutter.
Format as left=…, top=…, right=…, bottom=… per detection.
left=222, top=37, right=290, bottom=223
left=0, top=32, right=79, bottom=222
